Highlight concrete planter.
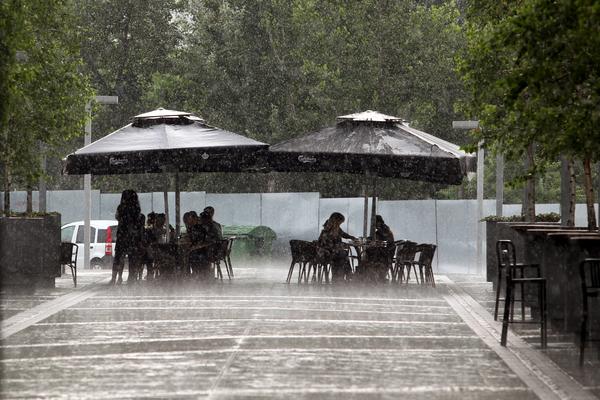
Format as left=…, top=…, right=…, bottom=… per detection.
left=0, top=214, right=61, bottom=287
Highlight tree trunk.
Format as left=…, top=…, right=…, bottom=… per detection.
left=560, top=155, right=576, bottom=226
left=3, top=160, right=10, bottom=216
left=26, top=186, right=33, bottom=214
left=521, top=143, right=536, bottom=222
left=583, top=157, right=597, bottom=230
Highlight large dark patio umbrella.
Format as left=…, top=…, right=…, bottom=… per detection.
left=268, top=110, right=476, bottom=236
left=65, top=108, right=269, bottom=234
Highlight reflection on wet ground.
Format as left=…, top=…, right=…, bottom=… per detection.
left=0, top=268, right=594, bottom=399
left=448, top=273, right=600, bottom=398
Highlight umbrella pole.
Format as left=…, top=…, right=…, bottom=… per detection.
left=362, top=186, right=368, bottom=238
left=370, top=179, right=377, bottom=238
left=163, top=171, right=170, bottom=241
left=175, top=172, right=181, bottom=239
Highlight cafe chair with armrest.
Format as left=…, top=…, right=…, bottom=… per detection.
left=579, top=258, right=600, bottom=366
left=60, top=242, right=79, bottom=287
left=499, top=240, right=547, bottom=349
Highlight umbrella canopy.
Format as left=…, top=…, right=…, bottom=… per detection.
left=268, top=110, right=475, bottom=185
left=64, top=108, right=269, bottom=175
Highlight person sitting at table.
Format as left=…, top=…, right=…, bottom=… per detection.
left=150, top=213, right=177, bottom=278
left=203, top=206, right=223, bottom=239
left=179, top=211, right=198, bottom=276
left=188, top=211, right=217, bottom=281
left=364, top=215, right=395, bottom=282
left=143, top=212, right=158, bottom=281
left=317, top=212, right=356, bottom=283
left=374, top=215, right=394, bottom=243
left=153, top=213, right=175, bottom=243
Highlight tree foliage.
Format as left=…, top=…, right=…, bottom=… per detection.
left=460, top=0, right=600, bottom=226
left=0, top=0, right=92, bottom=213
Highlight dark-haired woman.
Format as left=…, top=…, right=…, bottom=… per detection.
left=110, top=189, right=143, bottom=285
left=317, top=212, right=356, bottom=283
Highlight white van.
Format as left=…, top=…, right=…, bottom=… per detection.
left=61, top=220, right=118, bottom=269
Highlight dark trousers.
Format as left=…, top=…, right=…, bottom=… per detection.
left=330, top=248, right=350, bottom=282
left=189, top=250, right=212, bottom=281
left=113, top=246, right=140, bottom=282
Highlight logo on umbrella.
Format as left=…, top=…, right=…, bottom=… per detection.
left=298, top=155, right=317, bottom=163
left=109, top=157, right=128, bottom=166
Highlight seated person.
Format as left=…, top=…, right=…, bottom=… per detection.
left=203, top=206, right=223, bottom=239
left=181, top=211, right=198, bottom=242
left=144, top=212, right=157, bottom=280
left=153, top=213, right=175, bottom=243
left=180, top=211, right=198, bottom=276
left=187, top=211, right=217, bottom=280
left=317, top=212, right=356, bottom=283
left=151, top=213, right=177, bottom=277
left=364, top=215, right=396, bottom=282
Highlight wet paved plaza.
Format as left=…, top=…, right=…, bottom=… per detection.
left=0, top=268, right=597, bottom=399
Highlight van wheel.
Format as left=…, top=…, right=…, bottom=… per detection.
left=90, top=258, right=104, bottom=270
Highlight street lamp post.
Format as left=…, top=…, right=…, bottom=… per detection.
left=452, top=121, right=486, bottom=275
left=83, top=96, right=118, bottom=270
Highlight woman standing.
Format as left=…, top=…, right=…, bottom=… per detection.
left=317, top=212, right=356, bottom=283
left=111, top=190, right=143, bottom=285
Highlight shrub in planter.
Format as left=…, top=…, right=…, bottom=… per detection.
left=0, top=213, right=61, bottom=287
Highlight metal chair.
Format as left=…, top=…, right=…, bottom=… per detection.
left=225, top=238, right=235, bottom=277
left=494, top=240, right=541, bottom=321
left=286, top=240, right=316, bottom=284
left=211, top=240, right=230, bottom=280
left=579, top=258, right=600, bottom=366
left=393, top=241, right=418, bottom=283
left=498, top=240, right=547, bottom=348
left=413, top=244, right=437, bottom=287
left=60, top=242, right=78, bottom=287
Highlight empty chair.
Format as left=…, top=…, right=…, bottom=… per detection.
left=498, top=240, right=547, bottom=348
left=211, top=240, right=230, bottom=280
left=394, top=241, right=418, bottom=283
left=494, top=240, right=541, bottom=321
left=579, top=258, right=600, bottom=366
left=286, top=240, right=316, bottom=284
left=287, top=240, right=303, bottom=283
left=60, top=242, right=79, bottom=287
left=225, top=238, right=235, bottom=277
left=413, top=244, right=437, bottom=287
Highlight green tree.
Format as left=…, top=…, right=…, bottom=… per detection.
left=0, top=0, right=92, bottom=215
left=460, top=0, right=600, bottom=228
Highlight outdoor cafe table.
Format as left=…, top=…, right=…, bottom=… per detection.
left=348, top=239, right=392, bottom=274
left=510, top=226, right=600, bottom=333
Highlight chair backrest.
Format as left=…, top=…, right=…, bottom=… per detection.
left=385, top=241, right=398, bottom=260
left=226, top=238, right=234, bottom=256
left=396, top=241, right=417, bottom=262
left=580, top=258, right=600, bottom=292
left=215, top=239, right=229, bottom=260
left=496, top=240, right=516, bottom=269
left=60, top=242, right=77, bottom=265
left=415, top=244, right=436, bottom=266
left=300, top=240, right=318, bottom=263
left=290, top=240, right=303, bottom=262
